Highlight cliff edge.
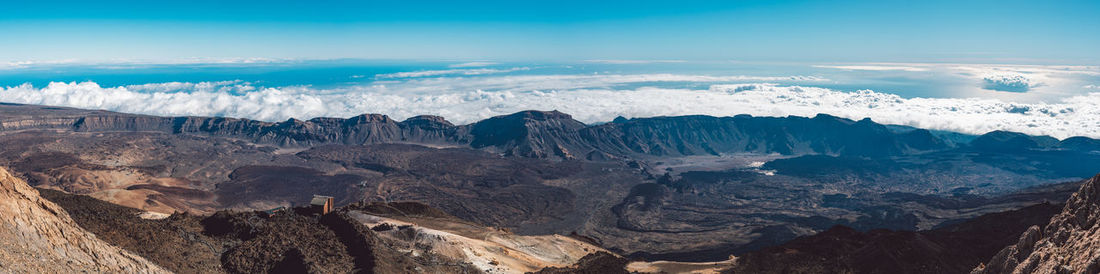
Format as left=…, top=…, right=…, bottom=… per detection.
left=975, top=174, right=1100, bottom=274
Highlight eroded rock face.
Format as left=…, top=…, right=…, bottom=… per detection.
left=975, top=174, right=1100, bottom=274
left=0, top=167, right=168, bottom=273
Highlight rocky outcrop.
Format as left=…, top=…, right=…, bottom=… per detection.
left=0, top=167, right=168, bottom=273
left=73, top=113, right=461, bottom=147
left=975, top=174, right=1100, bottom=274
left=0, top=117, right=82, bottom=131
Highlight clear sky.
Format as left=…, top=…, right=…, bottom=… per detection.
left=3, top=0, right=1099, bottom=64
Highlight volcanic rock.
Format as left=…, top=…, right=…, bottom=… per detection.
left=974, top=174, right=1100, bottom=274
left=0, top=167, right=168, bottom=273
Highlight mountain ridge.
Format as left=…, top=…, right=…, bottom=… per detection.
left=5, top=103, right=1095, bottom=160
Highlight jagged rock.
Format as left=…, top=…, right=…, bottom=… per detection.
left=974, top=174, right=1100, bottom=274
left=0, top=167, right=168, bottom=273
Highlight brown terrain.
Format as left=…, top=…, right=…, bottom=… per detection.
left=29, top=172, right=1094, bottom=274
left=37, top=185, right=616, bottom=274
left=0, top=103, right=1091, bottom=261
left=38, top=186, right=485, bottom=273
left=0, top=167, right=167, bottom=273
left=725, top=203, right=1063, bottom=274
left=2, top=103, right=1100, bottom=273
left=13, top=160, right=1100, bottom=274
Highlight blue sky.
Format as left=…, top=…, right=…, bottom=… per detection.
left=3, top=0, right=1099, bottom=63
left=2, top=1, right=1100, bottom=139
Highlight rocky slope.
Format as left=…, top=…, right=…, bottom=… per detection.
left=725, top=203, right=1063, bottom=274
left=974, top=174, right=1100, bottom=274
left=0, top=166, right=167, bottom=273
left=31, top=180, right=1082, bottom=274
left=39, top=188, right=484, bottom=273
left=38, top=186, right=610, bottom=274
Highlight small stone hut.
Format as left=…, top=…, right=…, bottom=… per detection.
left=310, top=195, right=334, bottom=215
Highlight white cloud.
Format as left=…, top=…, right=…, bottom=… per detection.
left=584, top=59, right=687, bottom=64
left=813, top=65, right=929, bottom=72
left=448, top=61, right=498, bottom=68
left=375, top=67, right=529, bottom=78
left=0, top=57, right=296, bottom=70
left=374, top=74, right=828, bottom=94
left=3, top=76, right=1100, bottom=139
left=123, top=80, right=251, bottom=93
left=817, top=63, right=1100, bottom=76
left=982, top=74, right=1040, bottom=92
left=2, top=59, right=82, bottom=70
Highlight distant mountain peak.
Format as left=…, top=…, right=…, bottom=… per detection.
left=1058, top=136, right=1100, bottom=152
left=403, top=115, right=451, bottom=125
left=346, top=113, right=395, bottom=124
left=970, top=130, right=1060, bottom=151
left=504, top=110, right=576, bottom=121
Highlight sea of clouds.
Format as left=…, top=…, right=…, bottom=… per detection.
left=1, top=73, right=1099, bottom=139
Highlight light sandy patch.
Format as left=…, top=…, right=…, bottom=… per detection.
left=351, top=211, right=608, bottom=274
left=650, top=153, right=789, bottom=175
left=137, top=211, right=170, bottom=220
left=273, top=147, right=309, bottom=155
left=626, top=258, right=737, bottom=274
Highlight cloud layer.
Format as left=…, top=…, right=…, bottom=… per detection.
left=813, top=65, right=930, bottom=72
left=448, top=62, right=498, bottom=68
left=374, top=67, right=530, bottom=78
left=584, top=59, right=687, bottom=64
left=2, top=75, right=1100, bottom=139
